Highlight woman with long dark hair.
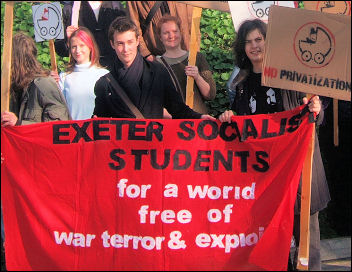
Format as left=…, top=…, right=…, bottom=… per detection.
left=1, top=32, right=71, bottom=271
left=219, top=19, right=330, bottom=271
left=1, top=32, right=71, bottom=126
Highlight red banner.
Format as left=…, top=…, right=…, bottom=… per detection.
left=1, top=105, right=313, bottom=271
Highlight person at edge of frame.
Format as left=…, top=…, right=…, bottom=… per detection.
left=1, top=31, right=72, bottom=271
left=218, top=19, right=330, bottom=271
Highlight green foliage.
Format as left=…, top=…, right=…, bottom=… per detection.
left=298, top=1, right=305, bottom=9
left=200, top=9, right=235, bottom=116
left=1, top=1, right=69, bottom=72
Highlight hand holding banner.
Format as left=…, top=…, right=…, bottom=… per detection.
left=1, top=106, right=314, bottom=270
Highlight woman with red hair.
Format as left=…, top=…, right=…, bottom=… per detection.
left=58, top=27, right=109, bottom=120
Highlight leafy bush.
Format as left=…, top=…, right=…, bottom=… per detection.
left=200, top=8, right=235, bottom=116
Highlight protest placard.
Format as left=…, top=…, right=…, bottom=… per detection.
left=304, top=1, right=351, bottom=146
left=32, top=2, right=64, bottom=42
left=303, top=1, right=351, bottom=15
left=228, top=1, right=296, bottom=31
left=262, top=5, right=351, bottom=101
left=32, top=2, right=64, bottom=72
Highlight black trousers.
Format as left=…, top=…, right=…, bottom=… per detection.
left=290, top=212, right=321, bottom=271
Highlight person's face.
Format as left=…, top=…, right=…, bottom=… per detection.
left=70, top=36, right=91, bottom=65
left=110, top=30, right=139, bottom=68
left=159, top=21, right=182, bottom=49
left=244, top=29, right=265, bottom=66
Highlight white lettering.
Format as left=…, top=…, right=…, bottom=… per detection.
left=54, top=231, right=73, bottom=245
left=187, top=183, right=256, bottom=200
left=195, top=227, right=264, bottom=253
left=207, top=209, right=222, bottom=222
left=242, top=183, right=256, bottom=199
left=117, top=179, right=151, bottom=198
left=164, top=184, right=178, bottom=197
left=100, top=230, right=165, bottom=250
left=138, top=206, right=192, bottom=224
left=53, top=231, right=95, bottom=247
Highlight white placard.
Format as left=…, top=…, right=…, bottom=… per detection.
left=71, top=1, right=81, bottom=27
left=32, top=2, right=64, bottom=42
left=229, top=1, right=296, bottom=31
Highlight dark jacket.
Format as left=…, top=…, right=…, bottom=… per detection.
left=10, top=77, right=71, bottom=125
left=55, top=1, right=126, bottom=68
left=156, top=52, right=217, bottom=115
left=230, top=70, right=331, bottom=215
left=93, top=57, right=202, bottom=119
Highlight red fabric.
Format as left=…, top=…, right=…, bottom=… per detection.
left=1, top=105, right=312, bottom=271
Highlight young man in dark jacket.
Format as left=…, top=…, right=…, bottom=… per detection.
left=93, top=17, right=215, bottom=120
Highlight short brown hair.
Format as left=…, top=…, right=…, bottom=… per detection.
left=108, top=16, right=139, bottom=42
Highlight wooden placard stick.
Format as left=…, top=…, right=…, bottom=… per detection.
left=333, top=99, right=339, bottom=146
left=71, top=1, right=81, bottom=27
left=49, top=40, right=58, bottom=72
left=177, top=1, right=230, bottom=12
left=296, top=95, right=315, bottom=270
left=1, top=2, right=15, bottom=113
left=185, top=7, right=202, bottom=108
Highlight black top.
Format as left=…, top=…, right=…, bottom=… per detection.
left=93, top=56, right=202, bottom=119
left=230, top=68, right=330, bottom=215
left=232, top=70, right=284, bottom=115
left=246, top=71, right=281, bottom=114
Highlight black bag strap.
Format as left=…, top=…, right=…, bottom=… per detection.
left=141, top=1, right=164, bottom=35
left=159, top=56, right=185, bottom=102
left=106, top=73, right=145, bottom=119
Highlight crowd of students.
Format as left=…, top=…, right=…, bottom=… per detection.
left=1, top=1, right=332, bottom=271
